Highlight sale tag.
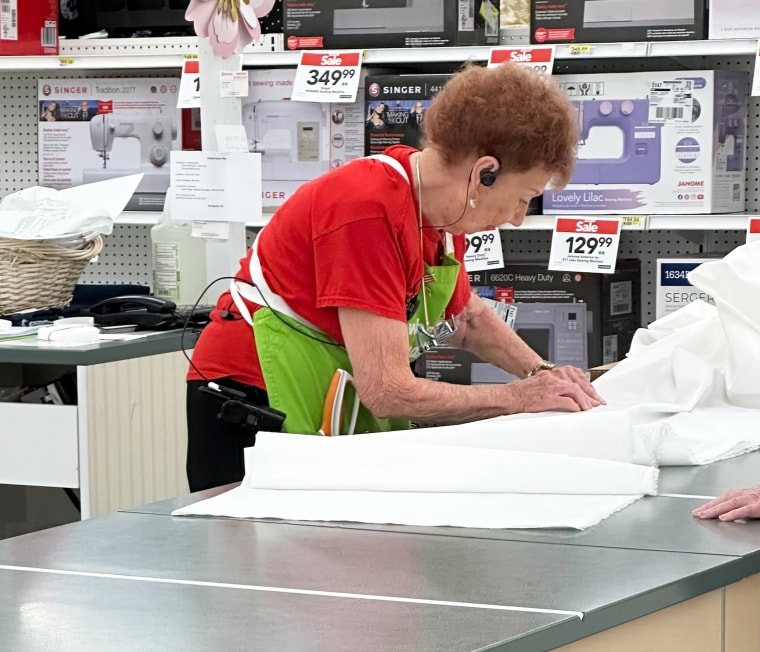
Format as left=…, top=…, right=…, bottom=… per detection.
left=178, top=58, right=201, bottom=109
left=464, top=229, right=504, bottom=272
left=747, top=217, right=760, bottom=243
left=488, top=46, right=555, bottom=74
left=548, top=217, right=622, bottom=274
left=291, top=50, right=363, bottom=103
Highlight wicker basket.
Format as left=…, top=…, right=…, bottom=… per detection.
left=0, top=235, right=104, bottom=316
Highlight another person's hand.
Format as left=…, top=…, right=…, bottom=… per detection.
left=693, top=485, right=760, bottom=521
left=509, top=365, right=606, bottom=413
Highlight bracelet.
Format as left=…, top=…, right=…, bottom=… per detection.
left=526, top=360, right=557, bottom=378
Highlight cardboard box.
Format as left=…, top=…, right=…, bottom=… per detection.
left=38, top=78, right=182, bottom=211
left=79, top=0, right=193, bottom=37
left=655, top=257, right=718, bottom=319
left=0, top=0, right=58, bottom=55
left=418, top=259, right=641, bottom=385
left=530, top=0, right=705, bottom=44
left=708, top=0, right=760, bottom=39
left=244, top=68, right=365, bottom=211
left=544, top=70, right=749, bottom=215
left=364, top=74, right=452, bottom=156
left=284, top=0, right=499, bottom=50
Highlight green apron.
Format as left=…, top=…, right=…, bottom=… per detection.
left=254, top=249, right=461, bottom=435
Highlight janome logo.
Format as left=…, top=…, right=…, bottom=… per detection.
left=42, top=84, right=51, bottom=96
left=368, top=83, right=380, bottom=97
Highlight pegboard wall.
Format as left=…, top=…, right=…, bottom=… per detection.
left=0, top=52, right=757, bottom=325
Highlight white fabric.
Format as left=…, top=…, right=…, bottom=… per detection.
left=172, top=488, right=642, bottom=530
left=174, top=240, right=760, bottom=530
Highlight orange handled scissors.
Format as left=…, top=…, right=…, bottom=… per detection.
left=319, top=369, right=360, bottom=436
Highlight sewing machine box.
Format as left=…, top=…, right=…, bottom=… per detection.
left=245, top=68, right=365, bottom=211
left=543, top=70, right=749, bottom=215
left=364, top=74, right=452, bottom=155
left=655, top=256, right=719, bottom=319
left=709, top=0, right=760, bottom=39
left=0, top=0, right=58, bottom=55
left=530, top=0, right=706, bottom=44
left=417, top=258, right=641, bottom=384
left=284, top=0, right=499, bottom=50
left=37, top=78, right=182, bottom=211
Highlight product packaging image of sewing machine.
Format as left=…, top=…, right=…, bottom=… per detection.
left=38, top=78, right=182, bottom=211
left=530, top=0, right=705, bottom=44
left=544, top=70, right=749, bottom=215
left=284, top=0, right=499, bottom=50
left=245, top=69, right=366, bottom=210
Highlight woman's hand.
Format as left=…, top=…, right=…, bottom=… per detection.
left=509, top=365, right=606, bottom=413
left=693, top=486, right=760, bottom=521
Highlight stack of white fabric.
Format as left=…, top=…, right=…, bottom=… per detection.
left=174, top=241, right=760, bottom=529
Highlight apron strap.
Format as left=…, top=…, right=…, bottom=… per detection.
left=230, top=154, right=412, bottom=328
left=230, top=235, right=321, bottom=332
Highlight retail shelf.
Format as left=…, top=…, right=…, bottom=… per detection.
left=114, top=211, right=271, bottom=227
left=508, top=214, right=752, bottom=231
left=0, top=35, right=281, bottom=71
left=114, top=211, right=752, bottom=230
left=0, top=36, right=755, bottom=71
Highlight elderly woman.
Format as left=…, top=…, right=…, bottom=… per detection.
left=186, top=62, right=603, bottom=491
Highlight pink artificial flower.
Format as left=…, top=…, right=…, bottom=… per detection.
left=186, top=0, right=277, bottom=59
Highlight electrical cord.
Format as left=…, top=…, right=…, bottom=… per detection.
left=179, top=274, right=344, bottom=384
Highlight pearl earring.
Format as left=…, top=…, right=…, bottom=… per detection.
left=469, top=198, right=477, bottom=209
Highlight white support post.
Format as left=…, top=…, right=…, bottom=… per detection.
left=198, top=37, right=248, bottom=288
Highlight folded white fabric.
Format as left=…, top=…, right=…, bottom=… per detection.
left=172, top=487, right=643, bottom=530
left=243, top=432, right=658, bottom=495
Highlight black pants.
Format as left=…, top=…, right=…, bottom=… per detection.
left=186, top=379, right=269, bottom=492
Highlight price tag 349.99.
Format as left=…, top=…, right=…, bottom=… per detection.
left=291, top=51, right=363, bottom=103
left=548, top=217, right=622, bottom=274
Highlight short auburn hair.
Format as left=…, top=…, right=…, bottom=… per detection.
left=421, top=62, right=578, bottom=188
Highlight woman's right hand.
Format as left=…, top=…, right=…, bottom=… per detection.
left=507, top=367, right=605, bottom=413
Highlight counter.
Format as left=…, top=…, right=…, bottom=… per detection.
left=0, top=453, right=757, bottom=650
left=0, top=330, right=199, bottom=518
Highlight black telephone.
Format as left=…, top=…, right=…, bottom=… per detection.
left=86, top=295, right=210, bottom=330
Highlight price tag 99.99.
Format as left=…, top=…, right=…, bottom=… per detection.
left=464, top=229, right=504, bottom=272
left=548, top=217, right=622, bottom=274
left=487, top=46, right=555, bottom=74
left=291, top=51, right=363, bottom=103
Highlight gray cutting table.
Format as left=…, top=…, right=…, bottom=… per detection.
left=2, top=455, right=760, bottom=650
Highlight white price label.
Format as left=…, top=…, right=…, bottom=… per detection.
left=752, top=41, right=760, bottom=96
left=747, top=217, right=760, bottom=244
left=488, top=46, right=555, bottom=74
left=219, top=71, right=249, bottom=98
left=291, top=51, right=363, bottom=103
left=178, top=58, right=201, bottom=109
left=464, top=229, right=503, bottom=272
left=548, top=217, right=622, bottom=274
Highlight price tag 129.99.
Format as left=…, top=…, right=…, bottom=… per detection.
left=291, top=51, right=363, bottom=103
left=487, top=46, right=555, bottom=74
left=548, top=217, right=622, bottom=274
left=464, top=229, right=503, bottom=272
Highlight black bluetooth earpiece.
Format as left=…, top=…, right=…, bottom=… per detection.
left=479, top=167, right=499, bottom=187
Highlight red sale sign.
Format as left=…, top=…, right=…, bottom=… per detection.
left=488, top=46, right=555, bottom=73
left=549, top=217, right=622, bottom=274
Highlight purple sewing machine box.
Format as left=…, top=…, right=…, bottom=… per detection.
left=38, top=78, right=182, bottom=212
left=544, top=70, right=749, bottom=215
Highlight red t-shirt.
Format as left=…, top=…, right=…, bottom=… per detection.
left=188, top=145, right=472, bottom=387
